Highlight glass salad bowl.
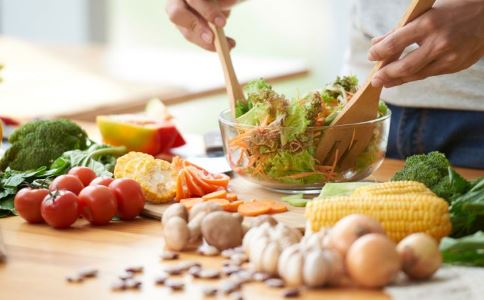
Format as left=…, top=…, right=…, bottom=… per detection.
left=219, top=109, right=391, bottom=193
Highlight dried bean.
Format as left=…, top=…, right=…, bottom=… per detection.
left=125, top=278, right=142, bottom=289
left=165, top=279, right=185, bottom=291
left=265, top=278, right=285, bottom=288
left=198, top=243, right=219, bottom=256
left=282, top=288, right=301, bottom=298
left=118, top=271, right=134, bottom=281
left=253, top=272, right=271, bottom=282
left=188, top=265, right=202, bottom=278
left=125, top=265, right=143, bottom=274
left=222, top=265, right=241, bottom=276
left=163, top=265, right=184, bottom=275
left=199, top=269, right=221, bottom=279
left=65, top=274, right=83, bottom=283
left=219, top=280, right=241, bottom=294
left=111, top=280, right=126, bottom=291
left=78, top=267, right=98, bottom=278
left=177, top=261, right=201, bottom=271
left=160, top=251, right=179, bottom=261
left=154, top=272, right=169, bottom=285
left=230, top=253, right=248, bottom=265
left=230, top=291, right=244, bottom=300
left=221, top=249, right=235, bottom=258
left=201, top=286, right=218, bottom=297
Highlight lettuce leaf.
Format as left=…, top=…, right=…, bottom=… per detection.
left=264, top=149, right=323, bottom=184
left=236, top=102, right=270, bottom=126
left=244, top=78, right=272, bottom=95
left=281, top=102, right=309, bottom=145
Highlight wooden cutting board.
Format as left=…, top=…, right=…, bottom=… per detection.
left=142, top=176, right=307, bottom=229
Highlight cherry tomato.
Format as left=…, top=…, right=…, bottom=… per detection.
left=41, top=191, right=79, bottom=229
left=78, top=185, right=117, bottom=225
left=109, top=179, right=145, bottom=221
left=68, top=167, right=97, bottom=186
left=89, top=177, right=114, bottom=187
left=14, top=188, right=49, bottom=223
left=50, top=175, right=84, bottom=195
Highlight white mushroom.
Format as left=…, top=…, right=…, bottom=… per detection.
left=163, top=216, right=190, bottom=251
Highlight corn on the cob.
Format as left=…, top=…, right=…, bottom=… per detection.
left=352, top=181, right=434, bottom=197
left=305, top=182, right=452, bottom=242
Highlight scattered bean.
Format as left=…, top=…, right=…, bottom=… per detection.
left=65, top=274, right=83, bottom=283
left=163, top=265, right=184, bottom=275
left=253, top=272, right=271, bottom=282
left=111, top=280, right=126, bottom=291
left=219, top=280, right=241, bottom=295
left=199, top=269, right=221, bottom=279
left=154, top=272, right=169, bottom=285
left=78, top=267, right=98, bottom=278
left=177, top=261, right=201, bottom=271
left=222, top=265, right=242, bottom=276
left=125, top=265, right=143, bottom=274
left=165, top=279, right=185, bottom=291
left=198, top=243, right=220, bottom=256
left=282, top=288, right=301, bottom=298
left=230, top=291, right=244, bottom=300
left=201, top=286, right=218, bottom=297
left=188, top=265, right=202, bottom=278
left=265, top=278, right=285, bottom=288
left=160, top=251, right=179, bottom=261
left=118, top=271, right=134, bottom=281
left=232, top=246, right=244, bottom=254
left=125, top=278, right=142, bottom=289
left=229, top=270, right=253, bottom=285
left=221, top=249, right=235, bottom=258
left=230, top=253, right=248, bottom=266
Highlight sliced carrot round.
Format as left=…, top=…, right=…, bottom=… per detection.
left=238, top=201, right=272, bottom=217
left=202, top=189, right=227, bottom=200
left=183, top=169, right=205, bottom=197
left=225, top=200, right=243, bottom=212
left=187, top=167, right=219, bottom=193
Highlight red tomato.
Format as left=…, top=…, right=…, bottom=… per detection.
left=78, top=185, right=117, bottom=225
left=89, top=177, right=114, bottom=187
left=109, top=179, right=145, bottom=221
left=14, top=188, right=49, bottom=223
left=41, top=191, right=79, bottom=229
left=68, top=167, right=97, bottom=186
left=50, top=175, right=84, bottom=195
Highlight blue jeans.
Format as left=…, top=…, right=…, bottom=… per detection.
left=386, top=103, right=484, bottom=169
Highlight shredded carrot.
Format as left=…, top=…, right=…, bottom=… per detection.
left=202, top=190, right=227, bottom=200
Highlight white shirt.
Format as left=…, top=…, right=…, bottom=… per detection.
left=342, top=0, right=484, bottom=111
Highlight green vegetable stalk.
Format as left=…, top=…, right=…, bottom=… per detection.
left=440, top=231, right=484, bottom=266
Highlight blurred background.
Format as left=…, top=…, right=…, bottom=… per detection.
left=0, top=0, right=351, bottom=134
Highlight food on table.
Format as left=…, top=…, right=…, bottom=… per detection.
left=226, top=76, right=388, bottom=186
left=201, top=211, right=244, bottom=250
left=305, top=181, right=452, bottom=242
left=281, top=194, right=308, bottom=207
left=68, top=166, right=97, bottom=186
left=325, top=214, right=385, bottom=256
left=89, top=177, right=114, bottom=187
left=243, top=222, right=302, bottom=275
left=97, top=114, right=185, bottom=156
left=114, top=152, right=176, bottom=203
left=0, top=119, right=88, bottom=171
left=440, top=231, right=484, bottom=266
left=14, top=188, right=49, bottom=223
left=108, top=178, right=145, bottom=221
left=41, top=190, right=80, bottom=229
left=237, top=201, right=271, bottom=216
left=346, top=233, right=401, bottom=288
left=397, top=233, right=442, bottom=280
left=78, top=185, right=117, bottom=226
left=50, top=174, right=85, bottom=195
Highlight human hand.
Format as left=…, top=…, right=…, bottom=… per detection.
left=165, top=0, right=239, bottom=51
left=368, top=0, right=484, bottom=88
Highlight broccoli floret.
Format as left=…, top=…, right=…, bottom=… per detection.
left=391, top=151, right=470, bottom=200
left=0, top=119, right=88, bottom=171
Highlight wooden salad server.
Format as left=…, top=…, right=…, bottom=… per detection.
left=315, top=0, right=436, bottom=170
left=209, top=23, right=247, bottom=118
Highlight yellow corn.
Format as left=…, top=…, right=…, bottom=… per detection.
left=305, top=182, right=452, bottom=242
left=352, top=181, right=434, bottom=197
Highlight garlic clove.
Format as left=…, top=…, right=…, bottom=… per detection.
left=261, top=242, right=281, bottom=275
left=303, top=251, right=329, bottom=288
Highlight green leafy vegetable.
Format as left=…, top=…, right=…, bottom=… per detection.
left=263, top=149, right=323, bottom=184
left=449, top=177, right=484, bottom=237
left=440, top=231, right=484, bottom=266
left=236, top=102, right=271, bottom=126
left=0, top=119, right=88, bottom=171
left=281, top=102, right=309, bottom=145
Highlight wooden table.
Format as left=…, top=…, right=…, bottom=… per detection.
left=0, top=37, right=308, bottom=121
left=1, top=161, right=482, bottom=300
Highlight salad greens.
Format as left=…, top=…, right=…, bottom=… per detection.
left=230, top=76, right=388, bottom=185
left=440, top=231, right=484, bottom=266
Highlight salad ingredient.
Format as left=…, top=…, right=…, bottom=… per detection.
left=68, top=167, right=97, bottom=186
left=243, top=222, right=302, bottom=275
left=201, top=211, right=244, bottom=250
left=97, top=114, right=185, bottom=156
left=162, top=203, right=188, bottom=226
left=89, top=177, right=114, bottom=187
left=41, top=190, right=80, bottom=229
left=50, top=175, right=84, bottom=195
left=164, top=216, right=190, bottom=251
left=305, top=182, right=451, bottom=242
left=78, top=186, right=117, bottom=225
left=114, top=152, right=176, bottom=203
left=397, top=233, right=441, bottom=280
left=319, top=182, right=375, bottom=197
left=440, top=231, right=484, bottom=266
left=352, top=180, right=434, bottom=197
left=188, top=202, right=222, bottom=222
left=205, top=198, right=230, bottom=208
left=225, top=200, right=243, bottom=212
left=53, top=144, right=127, bottom=178
left=0, top=119, right=88, bottom=171
left=180, top=197, right=204, bottom=209
left=449, top=177, right=484, bottom=237
left=263, top=200, right=288, bottom=214
left=228, top=76, right=388, bottom=186
left=391, top=151, right=470, bottom=200
left=14, top=188, right=49, bottom=223
left=237, top=201, right=272, bottom=216
left=346, top=233, right=401, bottom=288
left=326, top=214, right=385, bottom=256
left=202, top=190, right=227, bottom=200
left=226, top=193, right=238, bottom=201
left=108, top=179, right=145, bottom=221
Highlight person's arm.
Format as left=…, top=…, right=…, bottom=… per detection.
left=165, top=0, right=240, bottom=51
left=368, top=0, right=484, bottom=88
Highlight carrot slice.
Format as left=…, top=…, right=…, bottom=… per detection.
left=180, top=198, right=204, bottom=210
left=202, top=190, right=227, bottom=200
left=237, top=201, right=272, bottom=217
left=187, top=167, right=219, bottom=193
left=175, top=172, right=187, bottom=201
left=257, top=200, right=288, bottom=214
left=205, top=198, right=230, bottom=207
left=226, top=193, right=238, bottom=202
left=204, top=173, right=230, bottom=188
left=225, top=200, right=243, bottom=212
left=183, top=169, right=205, bottom=197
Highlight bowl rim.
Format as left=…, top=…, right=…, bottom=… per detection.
left=218, top=108, right=391, bottom=129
